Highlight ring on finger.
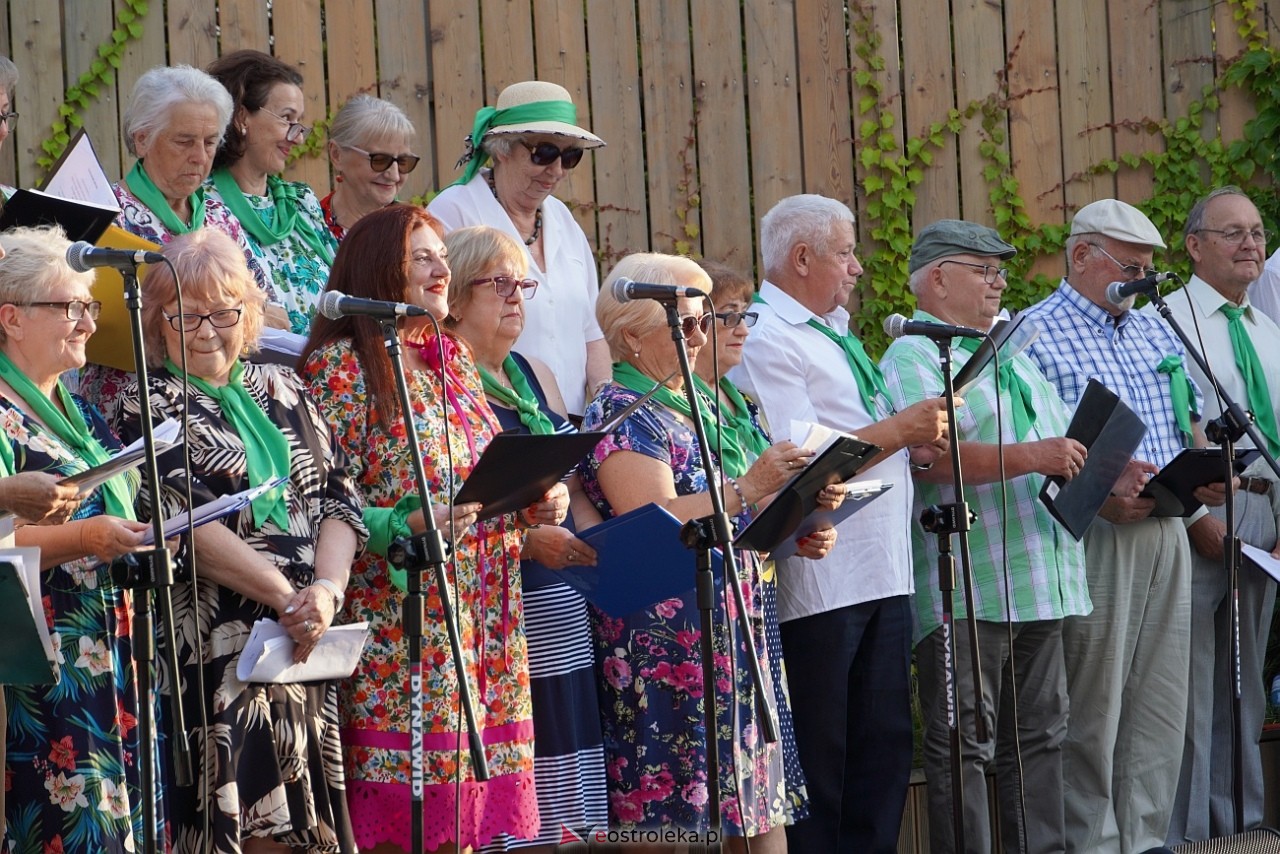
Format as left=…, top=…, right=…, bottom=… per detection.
left=304, top=619, right=314, bottom=633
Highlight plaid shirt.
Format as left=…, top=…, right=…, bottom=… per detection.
left=1020, top=281, right=1202, bottom=470
left=881, top=311, right=1090, bottom=642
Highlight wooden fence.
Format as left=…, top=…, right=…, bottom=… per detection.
left=0, top=0, right=1275, bottom=305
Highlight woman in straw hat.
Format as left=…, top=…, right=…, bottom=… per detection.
left=429, top=81, right=609, bottom=419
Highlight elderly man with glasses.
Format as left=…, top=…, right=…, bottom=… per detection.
left=1019, top=199, right=1220, bottom=853
left=1148, top=186, right=1280, bottom=844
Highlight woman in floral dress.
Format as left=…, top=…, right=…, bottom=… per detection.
left=581, top=253, right=835, bottom=852
left=1, top=226, right=154, bottom=854
left=299, top=205, right=568, bottom=853
left=111, top=229, right=367, bottom=853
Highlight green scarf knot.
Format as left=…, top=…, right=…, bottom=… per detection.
left=210, top=169, right=335, bottom=265
left=1155, top=353, right=1198, bottom=449
left=124, top=160, right=206, bottom=235
left=611, top=361, right=722, bottom=465
left=478, top=355, right=556, bottom=436
left=691, top=374, right=770, bottom=478
left=956, top=336, right=1038, bottom=442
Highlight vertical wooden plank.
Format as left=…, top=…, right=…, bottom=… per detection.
left=116, top=0, right=168, bottom=179
left=850, top=0, right=904, bottom=259
left=219, top=0, right=270, bottom=53
left=166, top=0, right=218, bottom=71
left=901, top=0, right=959, bottom=225
left=10, top=0, right=65, bottom=188
left=1109, top=0, right=1162, bottom=204
left=0, top=0, right=14, bottom=187
left=743, top=0, right=802, bottom=264
left=323, top=0, right=377, bottom=109
left=1161, top=0, right=1214, bottom=148
left=585, top=0, right=647, bottom=263
left=426, top=0, right=484, bottom=192
left=1056, top=0, right=1114, bottom=215
left=794, top=0, right=854, bottom=206
left=951, top=0, right=1005, bottom=226
left=1214, top=1, right=1252, bottom=146
left=690, top=0, right=754, bottom=269
left=482, top=0, right=535, bottom=98
left=636, top=0, right=697, bottom=256
left=374, top=0, right=435, bottom=200
left=273, top=0, right=329, bottom=191
left=533, top=1, right=596, bottom=240
left=63, top=2, right=122, bottom=183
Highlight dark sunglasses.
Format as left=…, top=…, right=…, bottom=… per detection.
left=520, top=140, right=585, bottom=170
left=678, top=313, right=713, bottom=339
left=471, top=276, right=539, bottom=299
left=715, top=310, right=758, bottom=328
left=348, top=144, right=421, bottom=174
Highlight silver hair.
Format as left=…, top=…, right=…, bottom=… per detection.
left=0, top=56, right=18, bottom=100
left=122, top=65, right=234, bottom=157
left=1184, top=185, right=1251, bottom=242
left=480, top=133, right=519, bottom=159
left=907, top=259, right=941, bottom=296
left=760, top=194, right=856, bottom=276
left=328, top=94, right=415, bottom=149
left=0, top=226, right=93, bottom=346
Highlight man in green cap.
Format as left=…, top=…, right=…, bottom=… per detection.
left=1151, top=186, right=1280, bottom=843
left=880, top=219, right=1091, bottom=852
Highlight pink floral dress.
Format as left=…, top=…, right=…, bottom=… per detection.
left=300, top=337, right=538, bottom=851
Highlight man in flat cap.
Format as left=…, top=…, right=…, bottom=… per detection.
left=730, top=194, right=950, bottom=853
left=1020, top=199, right=1207, bottom=853
left=1152, top=186, right=1280, bottom=843
left=880, top=220, right=1091, bottom=852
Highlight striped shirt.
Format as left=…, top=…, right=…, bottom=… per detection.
left=1019, top=280, right=1202, bottom=470
left=881, top=311, right=1090, bottom=642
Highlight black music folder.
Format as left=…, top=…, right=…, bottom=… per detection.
left=1141, top=447, right=1261, bottom=517
left=952, top=313, right=1041, bottom=396
left=1039, top=379, right=1147, bottom=540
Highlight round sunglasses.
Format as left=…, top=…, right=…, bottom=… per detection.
left=520, top=140, right=585, bottom=170
left=677, top=313, right=713, bottom=339
left=347, top=144, right=421, bottom=175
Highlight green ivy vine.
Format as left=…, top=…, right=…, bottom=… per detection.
left=38, top=0, right=149, bottom=171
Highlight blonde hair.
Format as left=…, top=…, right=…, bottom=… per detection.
left=141, top=229, right=266, bottom=366
left=0, top=226, right=94, bottom=345
left=598, top=253, right=710, bottom=361
left=442, top=226, right=529, bottom=325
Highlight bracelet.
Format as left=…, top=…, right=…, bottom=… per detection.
left=726, top=477, right=750, bottom=514
left=312, top=578, right=344, bottom=611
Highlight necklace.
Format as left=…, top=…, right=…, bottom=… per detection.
left=485, top=168, right=542, bottom=246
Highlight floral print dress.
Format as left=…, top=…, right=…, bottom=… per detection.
left=579, top=384, right=787, bottom=836
left=111, top=362, right=368, bottom=854
left=2, top=395, right=150, bottom=854
left=300, top=337, right=538, bottom=852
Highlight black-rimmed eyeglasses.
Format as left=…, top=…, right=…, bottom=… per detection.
left=714, top=310, right=758, bottom=328
left=22, top=300, right=101, bottom=321
left=164, top=308, right=243, bottom=332
left=939, top=260, right=1008, bottom=284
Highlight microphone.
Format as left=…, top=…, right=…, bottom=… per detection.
left=1105, top=272, right=1175, bottom=306
left=318, top=290, right=429, bottom=320
left=611, top=277, right=706, bottom=302
left=883, top=313, right=985, bottom=340
left=65, top=241, right=166, bottom=272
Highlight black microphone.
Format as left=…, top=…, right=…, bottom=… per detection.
left=1105, top=272, right=1175, bottom=305
left=611, top=277, right=706, bottom=302
left=65, top=241, right=166, bottom=272
left=318, top=290, right=429, bottom=320
left=883, top=313, right=985, bottom=340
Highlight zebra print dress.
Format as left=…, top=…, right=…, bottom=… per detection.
left=111, top=361, right=368, bottom=854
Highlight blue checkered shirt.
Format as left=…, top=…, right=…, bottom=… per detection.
left=1019, top=281, right=1203, bottom=469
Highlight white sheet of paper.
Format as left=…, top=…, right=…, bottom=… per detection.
left=235, top=618, right=371, bottom=683
left=140, top=477, right=288, bottom=544
left=2, top=546, right=55, bottom=665
left=41, top=130, right=120, bottom=210
left=1242, top=543, right=1280, bottom=583
left=59, top=418, right=183, bottom=496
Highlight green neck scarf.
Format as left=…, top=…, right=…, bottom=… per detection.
left=124, top=160, right=206, bottom=235
left=0, top=351, right=133, bottom=519
left=955, top=335, right=1038, bottom=442
left=166, top=358, right=291, bottom=530
left=453, top=99, right=583, bottom=187
left=612, top=361, right=722, bottom=462
left=1156, top=354, right=1199, bottom=449
left=210, top=169, right=334, bottom=265
left=478, top=355, right=556, bottom=436
left=1220, top=304, right=1280, bottom=456
left=804, top=318, right=889, bottom=416
left=691, top=374, right=769, bottom=478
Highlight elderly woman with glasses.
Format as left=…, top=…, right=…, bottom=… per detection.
left=109, top=228, right=367, bottom=853
left=206, top=49, right=338, bottom=336
left=443, top=225, right=608, bottom=849
left=580, top=253, right=838, bottom=852
left=300, top=205, right=568, bottom=854
left=429, top=80, right=609, bottom=418
left=322, top=94, right=419, bottom=242
left=0, top=226, right=156, bottom=852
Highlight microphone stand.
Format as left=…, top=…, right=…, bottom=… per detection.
left=378, top=317, right=488, bottom=854
left=1146, top=288, right=1280, bottom=833
left=110, top=263, right=192, bottom=854
left=662, top=301, right=777, bottom=854
left=920, top=331, right=988, bottom=848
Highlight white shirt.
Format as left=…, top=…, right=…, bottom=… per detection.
left=428, top=174, right=605, bottom=414
left=730, top=280, right=915, bottom=621
left=1249, top=248, right=1280, bottom=327
left=1143, top=274, right=1280, bottom=454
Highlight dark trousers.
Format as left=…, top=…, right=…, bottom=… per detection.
left=779, top=595, right=913, bottom=854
